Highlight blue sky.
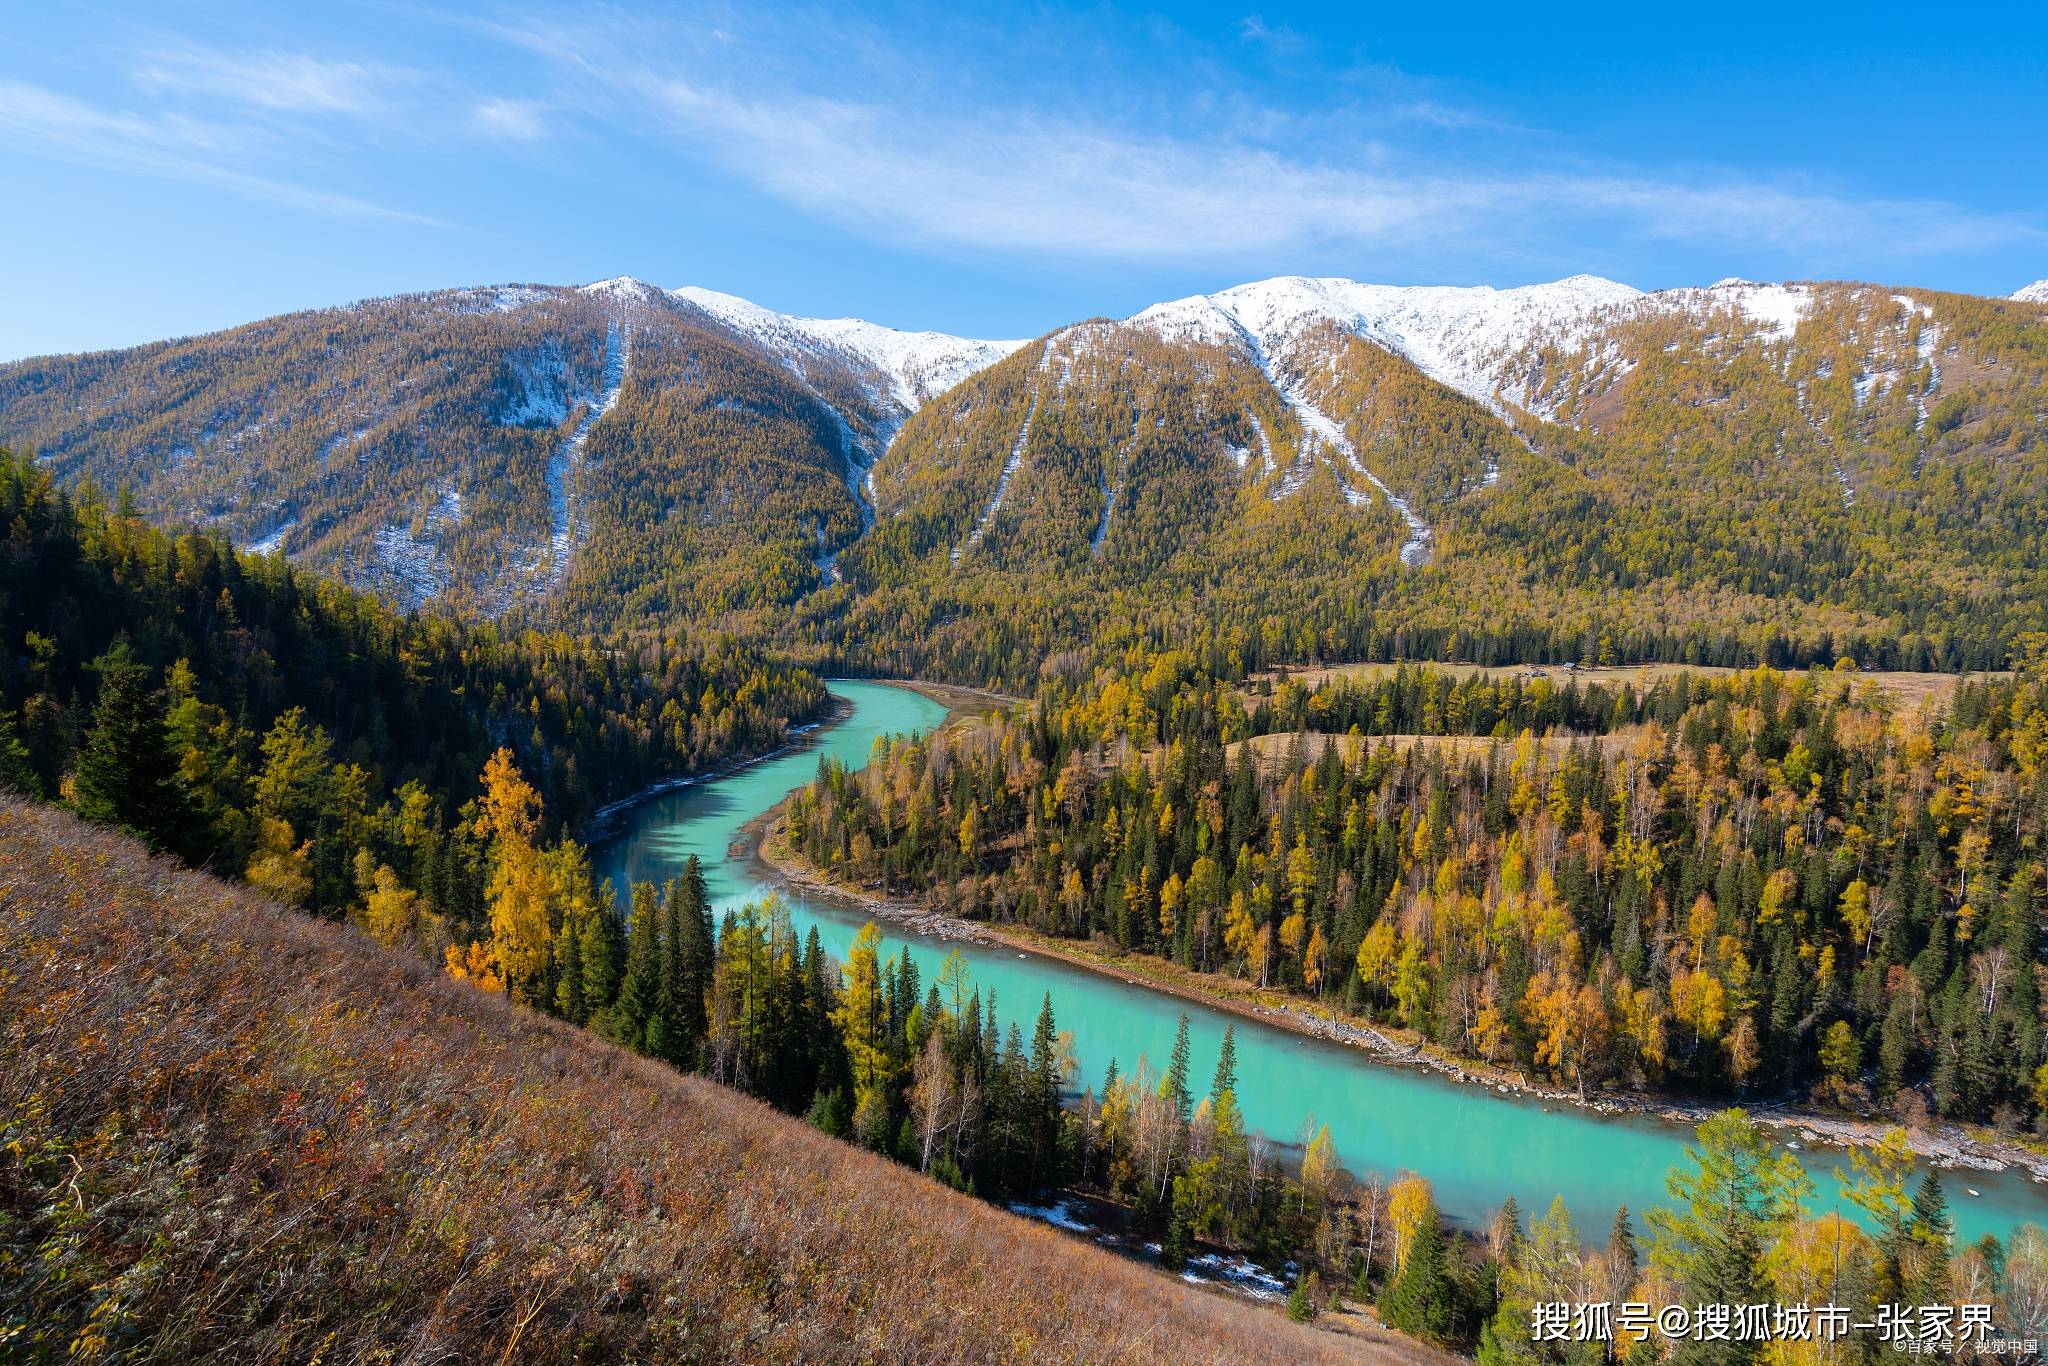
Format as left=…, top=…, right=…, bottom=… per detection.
left=4, top=1, right=2044, bottom=360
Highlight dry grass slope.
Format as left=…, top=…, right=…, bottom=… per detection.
left=0, top=800, right=1414, bottom=1364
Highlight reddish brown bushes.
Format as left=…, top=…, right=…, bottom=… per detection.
left=0, top=800, right=1403, bottom=1363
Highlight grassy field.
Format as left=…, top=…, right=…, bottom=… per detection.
left=1247, top=660, right=2006, bottom=712
left=0, top=799, right=1409, bottom=1364
left=1228, top=729, right=1598, bottom=773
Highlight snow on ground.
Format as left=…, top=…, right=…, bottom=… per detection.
left=1090, top=475, right=1120, bottom=555
left=2012, top=281, right=2048, bottom=303
left=321, top=427, right=370, bottom=468
left=1089, top=414, right=1143, bottom=557
left=1853, top=296, right=1936, bottom=410
left=1006, top=1200, right=1093, bottom=1233
left=1006, top=1203, right=1293, bottom=1302
left=1244, top=412, right=1275, bottom=476
left=659, top=279, right=1027, bottom=577
left=1132, top=274, right=1825, bottom=423
left=441, top=284, right=555, bottom=314
left=1675, top=279, right=1812, bottom=341
left=539, top=322, right=628, bottom=592
left=1915, top=312, right=1944, bottom=431
left=241, top=518, right=297, bottom=557
left=1184, top=1253, right=1291, bottom=1301
left=669, top=284, right=1025, bottom=413
left=371, top=488, right=464, bottom=607
left=499, top=342, right=572, bottom=428
left=1134, top=273, right=1642, bottom=417
left=577, top=277, right=665, bottom=305
left=1137, top=287, right=1434, bottom=560
left=955, top=342, right=1057, bottom=561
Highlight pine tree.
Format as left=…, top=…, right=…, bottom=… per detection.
left=1161, top=1195, right=1193, bottom=1270
left=980, top=994, right=1001, bottom=1087
left=1908, top=1171, right=1953, bottom=1304
left=1380, top=1198, right=1454, bottom=1342
left=74, top=648, right=187, bottom=850
left=1027, top=993, right=1062, bottom=1190
left=674, top=866, right=713, bottom=1056
left=1650, top=1111, right=1810, bottom=1366
left=609, top=881, right=662, bottom=1052
left=553, top=904, right=585, bottom=1023
left=680, top=855, right=714, bottom=993
left=578, top=886, right=623, bottom=1028
left=1164, top=1012, right=1193, bottom=1127
left=0, top=708, right=40, bottom=797
left=1609, top=1204, right=1638, bottom=1281
left=1287, top=1271, right=1319, bottom=1323
left=1210, top=1023, right=1238, bottom=1101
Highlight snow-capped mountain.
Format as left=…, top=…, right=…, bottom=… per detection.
left=5, top=267, right=2043, bottom=642
left=573, top=276, right=1026, bottom=413
left=668, top=285, right=1026, bottom=412
left=1134, top=274, right=1644, bottom=414
left=2014, top=281, right=2048, bottom=303
left=1131, top=274, right=1820, bottom=415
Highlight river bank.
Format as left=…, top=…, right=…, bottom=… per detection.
left=582, top=693, right=853, bottom=842
left=752, top=805, right=2048, bottom=1188
left=598, top=677, right=1006, bottom=846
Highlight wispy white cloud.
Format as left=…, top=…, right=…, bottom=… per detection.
left=608, top=73, right=2034, bottom=263
left=133, top=44, right=415, bottom=116
left=473, top=96, right=547, bottom=141
left=491, top=13, right=2036, bottom=269
left=0, top=79, right=442, bottom=223
left=1236, top=16, right=1306, bottom=53
left=1389, top=99, right=1529, bottom=134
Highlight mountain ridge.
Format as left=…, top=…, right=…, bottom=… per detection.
left=4, top=269, right=2045, bottom=678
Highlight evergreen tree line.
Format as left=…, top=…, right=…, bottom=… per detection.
left=0, top=444, right=827, bottom=932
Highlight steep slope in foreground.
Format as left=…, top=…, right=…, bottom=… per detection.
left=0, top=801, right=1398, bottom=1364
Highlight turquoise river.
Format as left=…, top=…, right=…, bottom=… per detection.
left=594, top=680, right=2048, bottom=1243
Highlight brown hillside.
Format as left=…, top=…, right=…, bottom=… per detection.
left=0, top=800, right=1421, bottom=1364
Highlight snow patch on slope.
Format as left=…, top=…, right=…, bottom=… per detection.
left=371, top=488, right=464, bottom=608
left=955, top=342, right=1059, bottom=560
left=499, top=341, right=573, bottom=428
left=577, top=276, right=666, bottom=306
left=2012, top=281, right=2048, bottom=304
left=242, top=518, right=298, bottom=557
left=669, top=285, right=1025, bottom=412
left=538, top=322, right=628, bottom=592
left=1664, top=279, right=1812, bottom=341
left=1135, top=285, right=1436, bottom=560
left=1133, top=274, right=1822, bottom=420
left=1135, top=274, right=1644, bottom=416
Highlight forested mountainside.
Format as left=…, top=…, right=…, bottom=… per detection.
left=0, top=446, right=824, bottom=924
left=0, top=278, right=1016, bottom=619
left=787, top=650, right=2048, bottom=1131
left=794, top=279, right=2048, bottom=682
left=0, top=800, right=1370, bottom=1365
left=5, top=275, right=2046, bottom=683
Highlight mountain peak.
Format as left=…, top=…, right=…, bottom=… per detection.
left=578, top=276, right=665, bottom=302
left=2014, top=280, right=2048, bottom=303
left=1132, top=273, right=1644, bottom=412
left=670, top=284, right=1026, bottom=410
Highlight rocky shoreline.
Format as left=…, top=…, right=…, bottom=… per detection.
left=751, top=808, right=2048, bottom=1188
